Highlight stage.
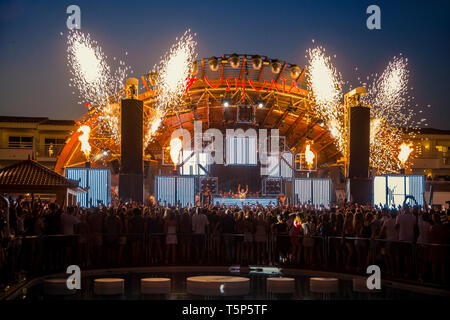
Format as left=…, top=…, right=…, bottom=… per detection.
left=212, top=197, right=278, bottom=208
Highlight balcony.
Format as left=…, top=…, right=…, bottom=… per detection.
left=0, top=143, right=33, bottom=161
left=36, top=144, right=65, bottom=161
left=412, top=150, right=450, bottom=169
left=0, top=143, right=65, bottom=162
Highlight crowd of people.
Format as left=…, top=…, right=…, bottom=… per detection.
left=0, top=196, right=449, bottom=287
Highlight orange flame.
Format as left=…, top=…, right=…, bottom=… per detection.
left=78, top=125, right=91, bottom=159
left=398, top=142, right=413, bottom=165
left=170, top=138, right=182, bottom=168
left=305, top=143, right=315, bottom=169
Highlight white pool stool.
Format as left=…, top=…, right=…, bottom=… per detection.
left=267, top=277, right=295, bottom=294
left=140, top=278, right=171, bottom=294
left=93, top=278, right=125, bottom=295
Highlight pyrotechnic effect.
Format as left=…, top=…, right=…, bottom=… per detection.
left=307, top=47, right=342, bottom=108
left=66, top=30, right=131, bottom=158
left=328, top=119, right=340, bottom=139
left=307, top=46, right=423, bottom=173
left=78, top=125, right=91, bottom=159
left=144, top=108, right=165, bottom=146
left=398, top=142, right=413, bottom=166
left=305, top=143, right=315, bottom=169
left=170, top=138, right=183, bottom=168
left=363, top=55, right=422, bottom=172
left=306, top=46, right=346, bottom=155
left=365, top=56, right=413, bottom=128
left=67, top=30, right=129, bottom=109
left=370, top=118, right=382, bottom=144
left=98, top=103, right=120, bottom=139
left=146, top=30, right=198, bottom=146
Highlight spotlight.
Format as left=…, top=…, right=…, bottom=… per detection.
left=271, top=59, right=282, bottom=74
left=103, top=151, right=108, bottom=156
left=290, top=64, right=301, bottom=79
left=251, top=55, right=262, bottom=70
left=222, top=98, right=231, bottom=107
left=229, top=53, right=240, bottom=69
left=208, top=56, right=219, bottom=71
left=256, top=100, right=264, bottom=109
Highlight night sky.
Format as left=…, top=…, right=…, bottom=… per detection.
left=0, top=0, right=449, bottom=129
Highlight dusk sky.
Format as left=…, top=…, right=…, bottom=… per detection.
left=0, top=0, right=449, bottom=129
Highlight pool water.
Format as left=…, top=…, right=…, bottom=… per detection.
left=15, top=270, right=449, bottom=300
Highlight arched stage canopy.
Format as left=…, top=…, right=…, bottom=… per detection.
left=55, top=54, right=341, bottom=174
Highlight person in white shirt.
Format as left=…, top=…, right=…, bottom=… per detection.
left=60, top=208, right=80, bottom=267
left=395, top=209, right=417, bottom=242
left=61, top=210, right=80, bottom=235
left=192, top=208, right=209, bottom=263
left=379, top=212, right=399, bottom=276
left=383, top=214, right=399, bottom=242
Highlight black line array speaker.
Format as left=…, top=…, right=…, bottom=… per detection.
left=348, top=106, right=370, bottom=178
left=224, top=106, right=236, bottom=123
left=237, top=105, right=255, bottom=123
left=347, top=106, right=371, bottom=204
left=109, top=159, right=120, bottom=175
left=119, top=98, right=144, bottom=202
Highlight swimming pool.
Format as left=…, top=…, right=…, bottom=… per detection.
left=7, top=266, right=450, bottom=300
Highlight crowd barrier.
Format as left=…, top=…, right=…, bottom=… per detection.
left=0, top=232, right=448, bottom=288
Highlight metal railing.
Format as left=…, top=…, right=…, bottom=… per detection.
left=0, top=232, right=449, bottom=288
left=37, top=144, right=65, bottom=158
left=0, top=142, right=33, bottom=149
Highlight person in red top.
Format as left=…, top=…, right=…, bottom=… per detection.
left=290, top=215, right=303, bottom=265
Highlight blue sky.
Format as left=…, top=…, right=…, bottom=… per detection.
left=0, top=0, right=449, bottom=129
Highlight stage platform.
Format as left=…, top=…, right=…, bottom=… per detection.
left=212, top=197, right=278, bottom=208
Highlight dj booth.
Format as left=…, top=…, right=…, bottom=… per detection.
left=212, top=197, right=278, bottom=208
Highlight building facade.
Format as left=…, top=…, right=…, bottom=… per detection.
left=0, top=115, right=447, bottom=206
left=0, top=116, right=75, bottom=170
left=408, top=128, right=450, bottom=179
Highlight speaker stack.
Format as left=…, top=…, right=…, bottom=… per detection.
left=119, top=97, right=144, bottom=202
left=347, top=105, right=372, bottom=204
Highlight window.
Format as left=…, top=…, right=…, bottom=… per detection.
left=266, top=154, right=279, bottom=177
left=226, top=136, right=257, bottom=165
left=44, top=138, right=65, bottom=145
left=8, top=136, right=33, bottom=148
left=280, top=152, right=293, bottom=178
left=180, top=151, right=207, bottom=175
left=435, top=145, right=448, bottom=153
left=415, top=144, right=423, bottom=157
left=43, top=138, right=65, bottom=157
left=436, top=145, right=449, bottom=164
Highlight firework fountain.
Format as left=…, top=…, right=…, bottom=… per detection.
left=306, top=45, right=424, bottom=174
left=363, top=55, right=423, bottom=172
left=145, top=30, right=198, bottom=146
left=306, top=47, right=346, bottom=156
left=67, top=30, right=130, bottom=110
left=62, top=30, right=427, bottom=204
